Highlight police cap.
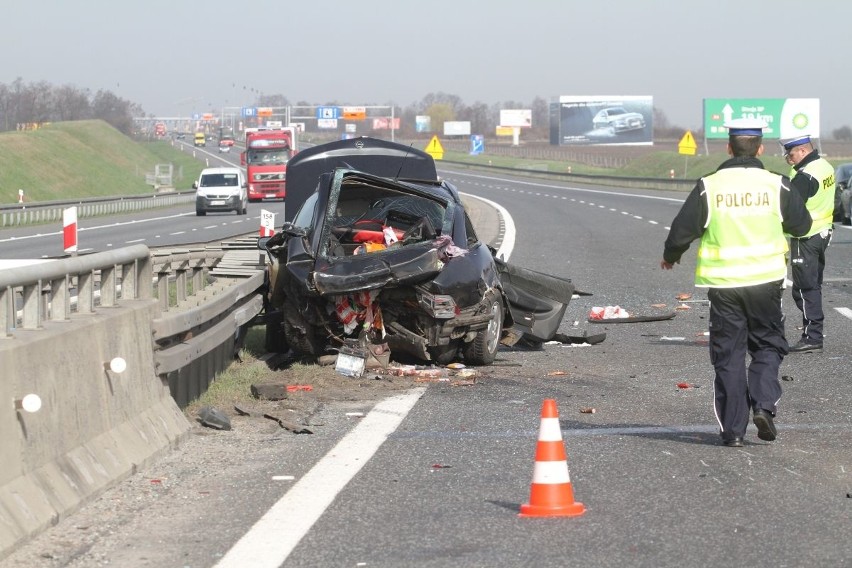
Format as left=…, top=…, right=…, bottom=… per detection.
left=723, top=118, right=767, bottom=137
left=780, top=135, right=812, bottom=152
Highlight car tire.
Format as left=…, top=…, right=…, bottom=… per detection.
left=463, top=293, right=503, bottom=365
left=428, top=342, right=460, bottom=365
left=283, top=310, right=326, bottom=356
left=196, top=208, right=206, bottom=216
left=264, top=311, right=289, bottom=354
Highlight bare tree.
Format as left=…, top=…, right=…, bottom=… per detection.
left=54, top=85, right=92, bottom=121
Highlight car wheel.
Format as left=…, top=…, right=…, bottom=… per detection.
left=428, top=342, right=460, bottom=365
left=264, top=310, right=289, bottom=353
left=196, top=208, right=206, bottom=216
left=283, top=310, right=326, bottom=356
left=463, top=293, right=503, bottom=365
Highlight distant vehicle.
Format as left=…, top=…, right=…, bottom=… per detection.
left=592, top=107, right=646, bottom=134
left=192, top=167, right=248, bottom=216
left=194, top=132, right=206, bottom=147
left=218, top=134, right=235, bottom=147
left=835, top=163, right=852, bottom=225
left=175, top=132, right=186, bottom=140
left=240, top=127, right=298, bottom=202
left=154, top=123, right=167, bottom=137
left=218, top=141, right=232, bottom=153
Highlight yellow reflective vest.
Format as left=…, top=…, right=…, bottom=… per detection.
left=796, top=157, right=835, bottom=237
left=695, top=168, right=789, bottom=288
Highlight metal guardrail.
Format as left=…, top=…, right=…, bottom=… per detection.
left=0, top=191, right=196, bottom=228
left=0, top=242, right=265, bottom=408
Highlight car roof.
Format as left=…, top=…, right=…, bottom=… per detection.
left=199, top=167, right=241, bottom=175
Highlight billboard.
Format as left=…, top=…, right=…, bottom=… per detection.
left=550, top=96, right=653, bottom=146
left=500, top=109, right=532, bottom=128
left=703, top=98, right=820, bottom=140
left=444, top=121, right=471, bottom=136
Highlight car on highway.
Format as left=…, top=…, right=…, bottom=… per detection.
left=193, top=167, right=248, bottom=216
left=194, top=132, right=207, bottom=147
left=592, top=107, right=646, bottom=134
left=836, top=162, right=852, bottom=225
left=257, top=137, right=577, bottom=366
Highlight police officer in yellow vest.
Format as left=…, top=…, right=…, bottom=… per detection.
left=780, top=135, right=835, bottom=353
left=661, top=119, right=812, bottom=447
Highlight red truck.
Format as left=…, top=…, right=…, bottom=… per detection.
left=241, top=126, right=297, bottom=202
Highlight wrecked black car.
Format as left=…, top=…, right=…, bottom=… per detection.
left=258, top=137, right=578, bottom=366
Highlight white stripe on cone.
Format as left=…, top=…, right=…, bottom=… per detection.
left=537, top=417, right=563, bottom=442
left=531, top=460, right=572, bottom=484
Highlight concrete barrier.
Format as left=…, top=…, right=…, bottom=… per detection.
left=0, top=243, right=264, bottom=559
left=0, top=299, right=191, bottom=557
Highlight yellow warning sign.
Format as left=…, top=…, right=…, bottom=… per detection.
left=425, top=135, right=444, bottom=160
left=678, top=131, right=697, bottom=156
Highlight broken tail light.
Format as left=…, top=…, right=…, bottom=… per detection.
left=417, top=290, right=458, bottom=319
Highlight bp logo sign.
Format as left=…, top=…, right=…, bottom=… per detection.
left=792, top=113, right=809, bottom=130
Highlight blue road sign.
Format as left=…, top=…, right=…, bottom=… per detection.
left=470, top=135, right=485, bottom=155
left=317, top=106, right=340, bottom=120
left=241, top=107, right=257, bottom=118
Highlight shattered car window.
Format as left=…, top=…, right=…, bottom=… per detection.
left=325, top=176, right=449, bottom=257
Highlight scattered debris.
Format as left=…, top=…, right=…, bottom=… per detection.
left=198, top=406, right=232, bottom=430
left=451, top=378, right=477, bottom=387
left=250, top=383, right=289, bottom=401
left=262, top=413, right=313, bottom=434
left=651, top=303, right=667, bottom=308
left=589, top=306, right=630, bottom=320
left=580, top=407, right=596, bottom=414
left=271, top=475, right=295, bottom=481
left=782, top=375, right=794, bottom=382
left=588, top=312, right=676, bottom=324
left=431, top=464, right=452, bottom=469
left=286, top=385, right=313, bottom=392
left=551, top=331, right=607, bottom=345
left=675, top=304, right=691, bottom=311
left=676, top=293, right=693, bottom=301
left=447, top=363, right=466, bottom=369
left=345, top=412, right=365, bottom=418
left=234, top=405, right=251, bottom=416
left=676, top=382, right=700, bottom=389
left=661, top=336, right=686, bottom=341
left=547, top=370, right=568, bottom=376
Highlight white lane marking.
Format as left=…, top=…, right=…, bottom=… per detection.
left=835, top=307, right=852, bottom=320
left=214, top=388, right=426, bottom=568
left=460, top=192, right=515, bottom=261
left=0, top=212, right=197, bottom=243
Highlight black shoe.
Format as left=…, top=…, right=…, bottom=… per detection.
left=843, top=217, right=851, bottom=226
left=788, top=339, right=823, bottom=353
left=753, top=409, right=777, bottom=441
left=722, top=436, right=744, bottom=447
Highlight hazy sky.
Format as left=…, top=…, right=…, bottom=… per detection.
left=2, top=0, right=849, bottom=131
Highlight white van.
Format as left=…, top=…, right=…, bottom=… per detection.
left=193, top=167, right=248, bottom=216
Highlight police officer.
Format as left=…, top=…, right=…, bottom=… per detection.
left=780, top=135, right=835, bottom=353
left=661, top=119, right=812, bottom=447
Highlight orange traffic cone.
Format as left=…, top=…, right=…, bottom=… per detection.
left=519, top=399, right=585, bottom=517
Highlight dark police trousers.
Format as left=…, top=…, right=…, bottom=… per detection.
left=708, top=280, right=787, bottom=440
left=790, top=229, right=832, bottom=343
